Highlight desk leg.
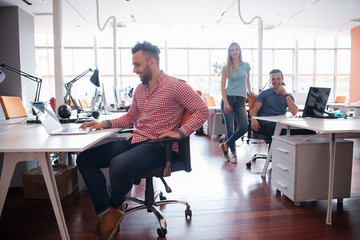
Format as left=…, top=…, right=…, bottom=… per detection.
left=0, top=153, right=70, bottom=239
left=326, top=133, right=336, bottom=225
left=39, top=152, right=70, bottom=240
left=0, top=153, right=19, bottom=216
left=261, top=122, right=284, bottom=178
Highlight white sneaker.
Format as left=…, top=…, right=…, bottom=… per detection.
left=230, top=154, right=237, bottom=164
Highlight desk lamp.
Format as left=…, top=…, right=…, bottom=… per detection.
left=0, top=62, right=42, bottom=102
left=63, top=68, right=100, bottom=115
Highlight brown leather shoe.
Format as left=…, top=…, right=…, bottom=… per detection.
left=98, top=203, right=127, bottom=240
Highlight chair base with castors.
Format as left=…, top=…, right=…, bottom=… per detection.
left=246, top=153, right=268, bottom=168
left=126, top=176, right=192, bottom=237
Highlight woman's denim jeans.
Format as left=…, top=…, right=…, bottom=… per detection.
left=221, top=96, right=248, bottom=153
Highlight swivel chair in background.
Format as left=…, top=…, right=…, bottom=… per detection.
left=245, top=95, right=272, bottom=168
left=125, top=111, right=193, bottom=237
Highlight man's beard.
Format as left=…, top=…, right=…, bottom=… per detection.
left=140, top=65, right=152, bottom=85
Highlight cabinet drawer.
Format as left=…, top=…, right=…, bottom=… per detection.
left=272, top=172, right=295, bottom=201
left=272, top=140, right=296, bottom=164
left=272, top=156, right=296, bottom=182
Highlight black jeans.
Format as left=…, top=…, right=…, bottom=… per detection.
left=76, top=138, right=166, bottom=214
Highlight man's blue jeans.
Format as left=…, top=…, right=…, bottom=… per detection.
left=221, top=96, right=248, bottom=153
left=76, top=138, right=166, bottom=215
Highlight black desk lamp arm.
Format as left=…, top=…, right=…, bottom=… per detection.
left=63, top=68, right=93, bottom=113
left=1, top=63, right=42, bottom=102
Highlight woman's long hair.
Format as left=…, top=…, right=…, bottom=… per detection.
left=225, top=42, right=242, bottom=77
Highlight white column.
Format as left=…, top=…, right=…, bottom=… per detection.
left=53, top=0, right=65, bottom=112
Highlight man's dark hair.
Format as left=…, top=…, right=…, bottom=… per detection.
left=131, top=41, right=160, bottom=65
left=269, top=69, right=283, bottom=79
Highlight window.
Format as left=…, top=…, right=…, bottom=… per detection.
left=167, top=49, right=188, bottom=76
left=35, top=32, right=351, bottom=102
left=316, top=50, right=335, bottom=74
left=298, top=50, right=314, bottom=74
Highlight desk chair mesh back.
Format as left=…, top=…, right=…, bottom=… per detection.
left=125, top=110, right=192, bottom=237
left=245, top=95, right=272, bottom=168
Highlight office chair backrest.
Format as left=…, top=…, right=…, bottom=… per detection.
left=171, top=88, right=203, bottom=173
left=204, top=96, right=216, bottom=106
left=78, top=99, right=89, bottom=110
left=248, top=95, right=257, bottom=113
left=334, top=96, right=346, bottom=103
left=0, top=96, right=27, bottom=119
left=66, top=99, right=77, bottom=107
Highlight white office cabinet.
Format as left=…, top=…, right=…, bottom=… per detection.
left=271, top=135, right=353, bottom=206
left=203, top=107, right=225, bottom=137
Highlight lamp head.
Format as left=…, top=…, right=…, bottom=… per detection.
left=90, top=68, right=100, bottom=87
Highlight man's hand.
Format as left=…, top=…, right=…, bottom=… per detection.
left=79, top=121, right=107, bottom=130
left=158, top=131, right=181, bottom=139
left=274, top=85, right=287, bottom=96
left=251, top=118, right=260, bottom=132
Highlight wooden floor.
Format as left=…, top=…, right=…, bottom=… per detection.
left=1, top=135, right=359, bottom=240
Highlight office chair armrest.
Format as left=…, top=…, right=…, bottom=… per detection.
left=149, top=137, right=181, bottom=177
left=149, top=137, right=181, bottom=143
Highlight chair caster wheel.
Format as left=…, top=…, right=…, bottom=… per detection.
left=159, top=194, right=167, bottom=201
left=157, top=227, right=167, bottom=237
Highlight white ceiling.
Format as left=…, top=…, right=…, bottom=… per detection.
left=1, top=0, right=360, bottom=36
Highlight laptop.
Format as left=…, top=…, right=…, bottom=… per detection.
left=32, top=102, right=90, bottom=135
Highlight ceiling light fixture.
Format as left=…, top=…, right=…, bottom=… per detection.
left=96, top=0, right=118, bottom=87
left=125, top=0, right=136, bottom=22
left=216, top=0, right=236, bottom=24
left=237, top=0, right=263, bottom=91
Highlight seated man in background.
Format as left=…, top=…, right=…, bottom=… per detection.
left=250, top=69, right=298, bottom=136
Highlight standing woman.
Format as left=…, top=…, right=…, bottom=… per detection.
left=219, top=42, right=254, bottom=163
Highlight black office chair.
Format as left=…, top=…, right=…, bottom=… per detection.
left=245, top=131, right=272, bottom=168
left=125, top=112, right=193, bottom=237
left=245, top=95, right=272, bottom=168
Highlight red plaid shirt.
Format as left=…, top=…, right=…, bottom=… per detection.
left=109, top=72, right=210, bottom=151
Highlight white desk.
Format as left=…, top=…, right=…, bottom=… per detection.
left=0, top=124, right=118, bottom=240
left=256, top=115, right=360, bottom=225
left=327, top=103, right=360, bottom=118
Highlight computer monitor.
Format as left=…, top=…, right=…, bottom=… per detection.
left=90, top=87, right=101, bottom=111
left=101, top=83, right=117, bottom=109
left=302, top=87, right=335, bottom=118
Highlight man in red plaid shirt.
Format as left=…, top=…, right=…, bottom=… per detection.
left=77, top=41, right=210, bottom=240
